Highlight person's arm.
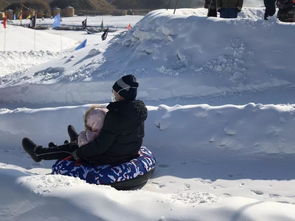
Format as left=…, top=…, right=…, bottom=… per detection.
left=73, top=113, right=119, bottom=161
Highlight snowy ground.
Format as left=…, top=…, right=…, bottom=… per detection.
left=1, top=8, right=295, bottom=221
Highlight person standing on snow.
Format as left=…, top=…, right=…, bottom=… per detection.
left=205, top=0, right=218, bottom=17
left=264, top=0, right=277, bottom=20
left=21, top=74, right=148, bottom=165
left=216, top=0, right=244, bottom=18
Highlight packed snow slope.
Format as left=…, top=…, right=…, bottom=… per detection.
left=1, top=103, right=295, bottom=177
left=1, top=8, right=295, bottom=107
left=1, top=103, right=295, bottom=220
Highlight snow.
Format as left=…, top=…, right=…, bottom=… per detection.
left=0, top=25, right=77, bottom=52
left=1, top=8, right=295, bottom=107
left=1, top=8, right=295, bottom=221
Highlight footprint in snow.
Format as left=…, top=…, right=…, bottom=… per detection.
left=277, top=200, right=291, bottom=204
left=151, top=181, right=166, bottom=188
left=269, top=193, right=280, bottom=198
left=158, top=164, right=169, bottom=168
left=184, top=183, right=191, bottom=189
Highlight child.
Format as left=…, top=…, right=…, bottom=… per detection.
left=77, top=106, right=107, bottom=147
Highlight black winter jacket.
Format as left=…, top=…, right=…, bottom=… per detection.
left=76, top=100, right=148, bottom=165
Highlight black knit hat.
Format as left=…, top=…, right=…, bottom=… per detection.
left=112, top=75, right=139, bottom=100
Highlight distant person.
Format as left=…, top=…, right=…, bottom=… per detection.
left=216, top=0, right=244, bottom=18
left=205, top=0, right=217, bottom=17
left=264, top=0, right=277, bottom=20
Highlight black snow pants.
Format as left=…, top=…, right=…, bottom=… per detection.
left=35, top=143, right=79, bottom=160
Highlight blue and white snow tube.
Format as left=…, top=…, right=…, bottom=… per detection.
left=51, top=146, right=156, bottom=185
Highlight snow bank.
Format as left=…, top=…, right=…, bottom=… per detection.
left=1, top=103, right=295, bottom=172
left=1, top=8, right=295, bottom=106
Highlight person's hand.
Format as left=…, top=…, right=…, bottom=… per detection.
left=72, top=150, right=80, bottom=161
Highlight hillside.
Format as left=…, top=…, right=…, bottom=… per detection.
left=3, top=0, right=51, bottom=12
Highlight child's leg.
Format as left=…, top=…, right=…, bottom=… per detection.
left=35, top=143, right=79, bottom=160
left=22, top=137, right=79, bottom=162
left=68, top=125, right=79, bottom=142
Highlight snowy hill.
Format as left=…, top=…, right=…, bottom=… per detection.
left=1, top=8, right=295, bottom=107
left=1, top=8, right=295, bottom=221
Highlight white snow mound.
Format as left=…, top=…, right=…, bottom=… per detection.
left=1, top=8, right=294, bottom=106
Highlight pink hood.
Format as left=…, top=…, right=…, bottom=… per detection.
left=78, top=107, right=107, bottom=147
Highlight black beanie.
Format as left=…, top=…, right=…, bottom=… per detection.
left=112, top=75, right=139, bottom=100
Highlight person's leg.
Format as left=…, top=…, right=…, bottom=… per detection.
left=68, top=125, right=78, bottom=143
left=208, top=8, right=217, bottom=17
left=219, top=8, right=227, bottom=18
left=22, top=137, right=79, bottom=162
left=35, top=143, right=78, bottom=160
left=268, top=5, right=276, bottom=17
left=229, top=8, right=238, bottom=18
left=22, top=138, right=41, bottom=162
left=264, top=0, right=269, bottom=19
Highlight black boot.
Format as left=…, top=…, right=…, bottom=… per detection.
left=68, top=125, right=78, bottom=142
left=22, top=137, right=41, bottom=162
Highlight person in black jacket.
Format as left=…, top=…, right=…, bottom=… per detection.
left=22, top=74, right=148, bottom=165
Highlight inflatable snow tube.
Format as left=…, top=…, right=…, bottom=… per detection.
left=51, top=146, right=156, bottom=189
